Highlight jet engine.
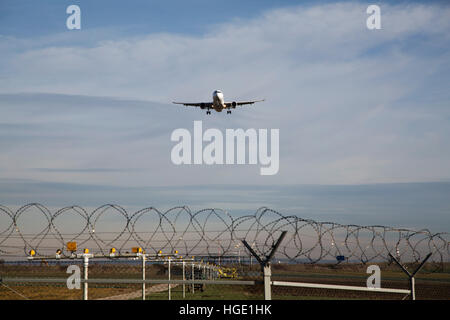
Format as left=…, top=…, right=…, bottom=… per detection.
left=231, top=101, right=237, bottom=108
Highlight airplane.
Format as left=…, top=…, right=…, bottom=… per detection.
left=173, top=90, right=265, bottom=114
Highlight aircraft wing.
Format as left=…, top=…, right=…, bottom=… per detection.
left=172, top=102, right=213, bottom=108
left=225, top=99, right=265, bottom=107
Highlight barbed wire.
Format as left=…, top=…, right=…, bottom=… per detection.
left=0, top=204, right=448, bottom=267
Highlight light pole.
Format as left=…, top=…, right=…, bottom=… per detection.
left=235, top=243, right=241, bottom=265
left=215, top=240, right=221, bottom=266
left=250, top=242, right=255, bottom=267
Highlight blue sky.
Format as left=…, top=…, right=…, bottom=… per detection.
left=0, top=1, right=450, bottom=232
left=2, top=1, right=447, bottom=39
left=0, top=0, right=302, bottom=37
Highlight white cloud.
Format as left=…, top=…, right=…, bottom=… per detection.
left=1, top=2, right=450, bottom=186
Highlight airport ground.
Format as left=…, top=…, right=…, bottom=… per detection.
left=0, top=262, right=448, bottom=300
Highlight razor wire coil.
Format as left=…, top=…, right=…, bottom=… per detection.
left=0, top=204, right=448, bottom=268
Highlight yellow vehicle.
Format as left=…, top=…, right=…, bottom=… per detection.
left=218, top=267, right=237, bottom=279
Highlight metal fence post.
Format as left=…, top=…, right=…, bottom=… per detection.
left=192, top=262, right=195, bottom=294
left=242, top=231, right=287, bottom=301
left=410, top=277, right=415, bottom=300
left=168, top=257, right=171, bottom=300
left=182, top=261, right=186, bottom=298
left=388, top=252, right=432, bottom=300
left=263, top=265, right=272, bottom=300
left=142, top=254, right=146, bottom=300
left=83, top=255, right=89, bottom=300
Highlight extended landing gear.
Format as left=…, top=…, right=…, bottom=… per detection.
left=227, top=110, right=232, bottom=114
left=206, top=110, right=211, bottom=115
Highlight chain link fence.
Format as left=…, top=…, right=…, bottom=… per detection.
left=1, top=204, right=448, bottom=266
left=1, top=258, right=449, bottom=300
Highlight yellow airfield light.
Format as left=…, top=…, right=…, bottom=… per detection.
left=132, top=247, right=142, bottom=254
left=83, top=248, right=89, bottom=254
left=67, top=242, right=77, bottom=252
left=29, top=249, right=36, bottom=257
left=110, top=247, right=116, bottom=254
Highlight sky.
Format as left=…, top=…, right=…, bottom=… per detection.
left=0, top=1, right=450, bottom=232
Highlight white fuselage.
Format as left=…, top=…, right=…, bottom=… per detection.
left=212, top=90, right=225, bottom=111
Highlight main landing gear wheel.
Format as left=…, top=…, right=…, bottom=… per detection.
left=227, top=110, right=232, bottom=114
left=206, top=111, right=211, bottom=115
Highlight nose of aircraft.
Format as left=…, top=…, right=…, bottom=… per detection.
left=213, top=90, right=222, bottom=99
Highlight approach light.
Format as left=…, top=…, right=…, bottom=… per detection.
left=132, top=247, right=142, bottom=254
left=109, top=247, right=117, bottom=257
left=67, top=242, right=77, bottom=252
